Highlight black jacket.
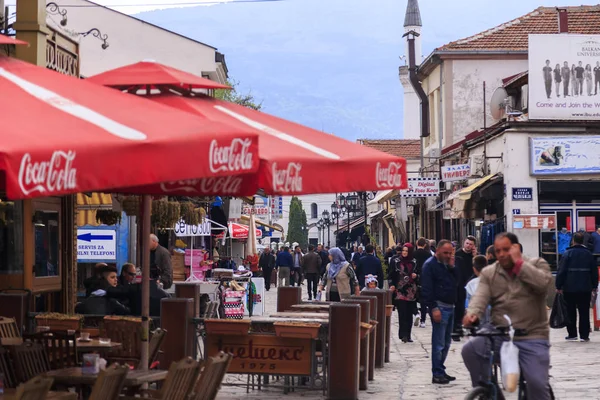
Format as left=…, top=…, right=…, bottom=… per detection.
left=420, top=256, right=458, bottom=310
left=106, top=281, right=170, bottom=317
left=318, top=250, right=329, bottom=275
left=75, top=295, right=130, bottom=316
left=259, top=252, right=276, bottom=270
left=556, top=245, right=598, bottom=293
left=356, top=254, right=384, bottom=289
left=413, top=248, right=432, bottom=276
left=455, top=249, right=475, bottom=290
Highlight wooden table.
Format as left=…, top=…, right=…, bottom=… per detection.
left=75, top=339, right=122, bottom=353
left=0, top=390, right=76, bottom=399
left=270, top=312, right=331, bottom=319
left=291, top=304, right=331, bottom=312
left=44, top=367, right=168, bottom=387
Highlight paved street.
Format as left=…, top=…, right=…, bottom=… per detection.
left=216, top=286, right=600, bottom=400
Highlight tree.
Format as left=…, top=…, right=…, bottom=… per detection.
left=287, top=196, right=308, bottom=250
left=214, top=79, right=263, bottom=110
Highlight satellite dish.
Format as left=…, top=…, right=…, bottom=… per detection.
left=490, top=87, right=509, bottom=120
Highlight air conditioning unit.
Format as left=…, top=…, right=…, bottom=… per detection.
left=469, top=154, right=486, bottom=176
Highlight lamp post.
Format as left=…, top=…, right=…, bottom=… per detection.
left=322, top=209, right=336, bottom=247
left=345, top=193, right=359, bottom=248
left=317, top=219, right=324, bottom=246
left=331, top=201, right=342, bottom=247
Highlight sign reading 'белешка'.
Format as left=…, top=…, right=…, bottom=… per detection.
left=205, top=334, right=312, bottom=375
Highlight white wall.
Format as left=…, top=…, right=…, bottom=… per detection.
left=51, top=0, right=222, bottom=79
left=400, top=24, right=423, bottom=140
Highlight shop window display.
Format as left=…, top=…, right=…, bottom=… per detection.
left=33, top=210, right=60, bottom=277
left=0, top=199, right=24, bottom=274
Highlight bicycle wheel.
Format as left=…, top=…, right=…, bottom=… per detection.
left=465, top=386, right=493, bottom=400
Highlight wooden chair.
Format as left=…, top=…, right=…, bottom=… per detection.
left=23, top=331, right=78, bottom=369
left=0, top=317, right=23, bottom=345
left=88, top=364, right=129, bottom=400
left=190, top=352, right=233, bottom=400
left=0, top=345, right=18, bottom=389
left=123, top=357, right=200, bottom=400
left=11, top=376, right=54, bottom=400
left=102, top=317, right=142, bottom=365
left=10, top=342, right=51, bottom=383
left=144, top=328, right=167, bottom=369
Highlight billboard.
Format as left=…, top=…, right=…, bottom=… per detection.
left=399, top=177, right=440, bottom=198
left=530, top=136, right=600, bottom=175
left=529, top=34, right=600, bottom=120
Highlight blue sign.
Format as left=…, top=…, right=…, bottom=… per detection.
left=77, top=228, right=117, bottom=262
left=512, top=209, right=521, bottom=215
left=512, top=187, right=533, bottom=201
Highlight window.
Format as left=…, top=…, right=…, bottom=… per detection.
left=32, top=198, right=62, bottom=292
left=0, top=199, right=24, bottom=274
left=311, top=203, right=318, bottom=219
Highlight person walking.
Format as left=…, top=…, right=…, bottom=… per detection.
left=317, top=244, right=330, bottom=275
left=414, top=238, right=432, bottom=328
left=556, top=232, right=598, bottom=342
left=453, top=235, right=478, bottom=337
left=259, top=248, right=276, bottom=291
left=291, top=246, right=304, bottom=286
left=303, top=245, right=322, bottom=300
left=276, top=246, right=293, bottom=287
left=150, top=234, right=173, bottom=290
left=355, top=244, right=384, bottom=289
left=318, top=247, right=360, bottom=301
left=389, top=243, right=418, bottom=342
left=420, top=240, right=458, bottom=384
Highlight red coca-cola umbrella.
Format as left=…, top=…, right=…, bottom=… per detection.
left=0, top=34, right=27, bottom=45
left=87, top=60, right=230, bottom=90
left=0, top=56, right=259, bottom=200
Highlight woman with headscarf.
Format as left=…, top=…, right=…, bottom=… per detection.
left=318, top=247, right=360, bottom=301
left=388, top=243, right=418, bottom=342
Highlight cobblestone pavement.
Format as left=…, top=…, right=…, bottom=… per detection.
left=216, top=286, right=600, bottom=400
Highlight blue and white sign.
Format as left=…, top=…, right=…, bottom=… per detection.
left=530, top=136, right=600, bottom=175
left=512, top=187, right=533, bottom=201
left=173, top=219, right=212, bottom=237
left=441, top=164, right=471, bottom=182
left=77, top=229, right=117, bottom=261
left=512, top=209, right=521, bottom=215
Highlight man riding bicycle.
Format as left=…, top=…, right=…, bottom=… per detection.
left=462, top=232, right=553, bottom=400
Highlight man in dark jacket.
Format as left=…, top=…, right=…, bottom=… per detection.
left=453, top=235, right=477, bottom=336
left=276, top=246, right=293, bottom=287
left=356, top=245, right=384, bottom=289
left=414, top=238, right=433, bottom=328
left=303, top=245, right=322, bottom=300
left=420, top=240, right=458, bottom=385
left=351, top=246, right=364, bottom=269
left=317, top=244, right=330, bottom=275
left=556, top=232, right=599, bottom=342
left=259, top=248, right=276, bottom=291
left=150, top=234, right=173, bottom=290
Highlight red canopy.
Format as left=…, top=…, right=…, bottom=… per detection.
left=0, top=35, right=27, bottom=45
left=113, top=94, right=407, bottom=196
left=218, top=222, right=262, bottom=239
left=86, top=61, right=230, bottom=90
left=0, top=57, right=259, bottom=199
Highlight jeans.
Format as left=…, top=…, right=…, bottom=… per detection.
left=431, top=305, right=454, bottom=377
left=545, top=79, right=552, bottom=98
left=564, top=291, right=592, bottom=340
left=419, top=302, right=427, bottom=324
left=262, top=267, right=273, bottom=291
left=462, top=334, right=551, bottom=400
left=305, top=273, right=319, bottom=299
left=278, top=267, right=290, bottom=287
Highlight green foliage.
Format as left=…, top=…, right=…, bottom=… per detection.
left=214, top=79, right=263, bottom=110
left=287, top=197, right=308, bottom=250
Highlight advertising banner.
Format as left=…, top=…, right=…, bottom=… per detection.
left=529, top=34, right=600, bottom=120
left=530, top=136, right=600, bottom=175
left=399, top=177, right=440, bottom=198
left=441, top=164, right=471, bottom=182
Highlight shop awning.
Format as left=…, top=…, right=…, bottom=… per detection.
left=76, top=193, right=113, bottom=210
left=367, top=189, right=398, bottom=207
left=428, top=191, right=460, bottom=211
left=458, top=174, right=499, bottom=201
left=368, top=209, right=386, bottom=220
left=336, top=216, right=366, bottom=234
left=240, top=215, right=283, bottom=232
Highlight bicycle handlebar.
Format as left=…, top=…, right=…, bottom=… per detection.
left=452, top=325, right=528, bottom=339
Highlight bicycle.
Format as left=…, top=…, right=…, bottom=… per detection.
left=454, top=321, right=555, bottom=400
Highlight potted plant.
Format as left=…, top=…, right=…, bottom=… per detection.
left=35, top=313, right=83, bottom=331
left=204, top=319, right=251, bottom=336
left=95, top=210, right=122, bottom=226
left=273, top=321, right=321, bottom=339
left=121, top=196, right=140, bottom=217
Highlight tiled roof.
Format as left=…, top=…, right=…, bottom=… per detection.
left=357, top=139, right=421, bottom=159
left=437, top=6, right=600, bottom=52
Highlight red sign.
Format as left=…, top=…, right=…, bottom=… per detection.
left=216, top=223, right=262, bottom=239
left=513, top=215, right=556, bottom=230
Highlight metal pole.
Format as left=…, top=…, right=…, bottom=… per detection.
left=328, top=223, right=331, bottom=247
left=140, top=194, right=151, bottom=371
left=483, top=81, right=488, bottom=176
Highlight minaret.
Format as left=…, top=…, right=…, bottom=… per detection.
left=399, top=0, right=423, bottom=140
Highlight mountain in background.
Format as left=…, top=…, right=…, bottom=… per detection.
left=135, top=0, right=405, bottom=141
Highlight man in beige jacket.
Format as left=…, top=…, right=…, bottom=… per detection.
left=462, top=232, right=553, bottom=400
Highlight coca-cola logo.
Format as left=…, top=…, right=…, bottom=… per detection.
left=376, top=162, right=404, bottom=189
left=18, top=151, right=77, bottom=196
left=159, top=176, right=243, bottom=195
left=272, top=162, right=303, bottom=193
left=209, top=138, right=254, bottom=174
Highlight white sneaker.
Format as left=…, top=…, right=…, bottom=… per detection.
left=420, top=322, right=426, bottom=328
left=413, top=316, right=420, bottom=327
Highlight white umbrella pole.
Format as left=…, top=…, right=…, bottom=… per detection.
left=140, top=194, right=151, bottom=371
left=186, top=238, right=200, bottom=282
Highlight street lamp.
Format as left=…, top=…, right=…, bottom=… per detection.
left=345, top=193, right=360, bottom=247
left=322, top=209, right=335, bottom=247
left=316, top=219, right=324, bottom=246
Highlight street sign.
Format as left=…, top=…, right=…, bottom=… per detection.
left=77, top=229, right=117, bottom=261
left=512, top=214, right=556, bottom=230
left=173, top=219, right=212, bottom=237
left=512, top=209, right=521, bottom=215
left=512, top=187, right=533, bottom=201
